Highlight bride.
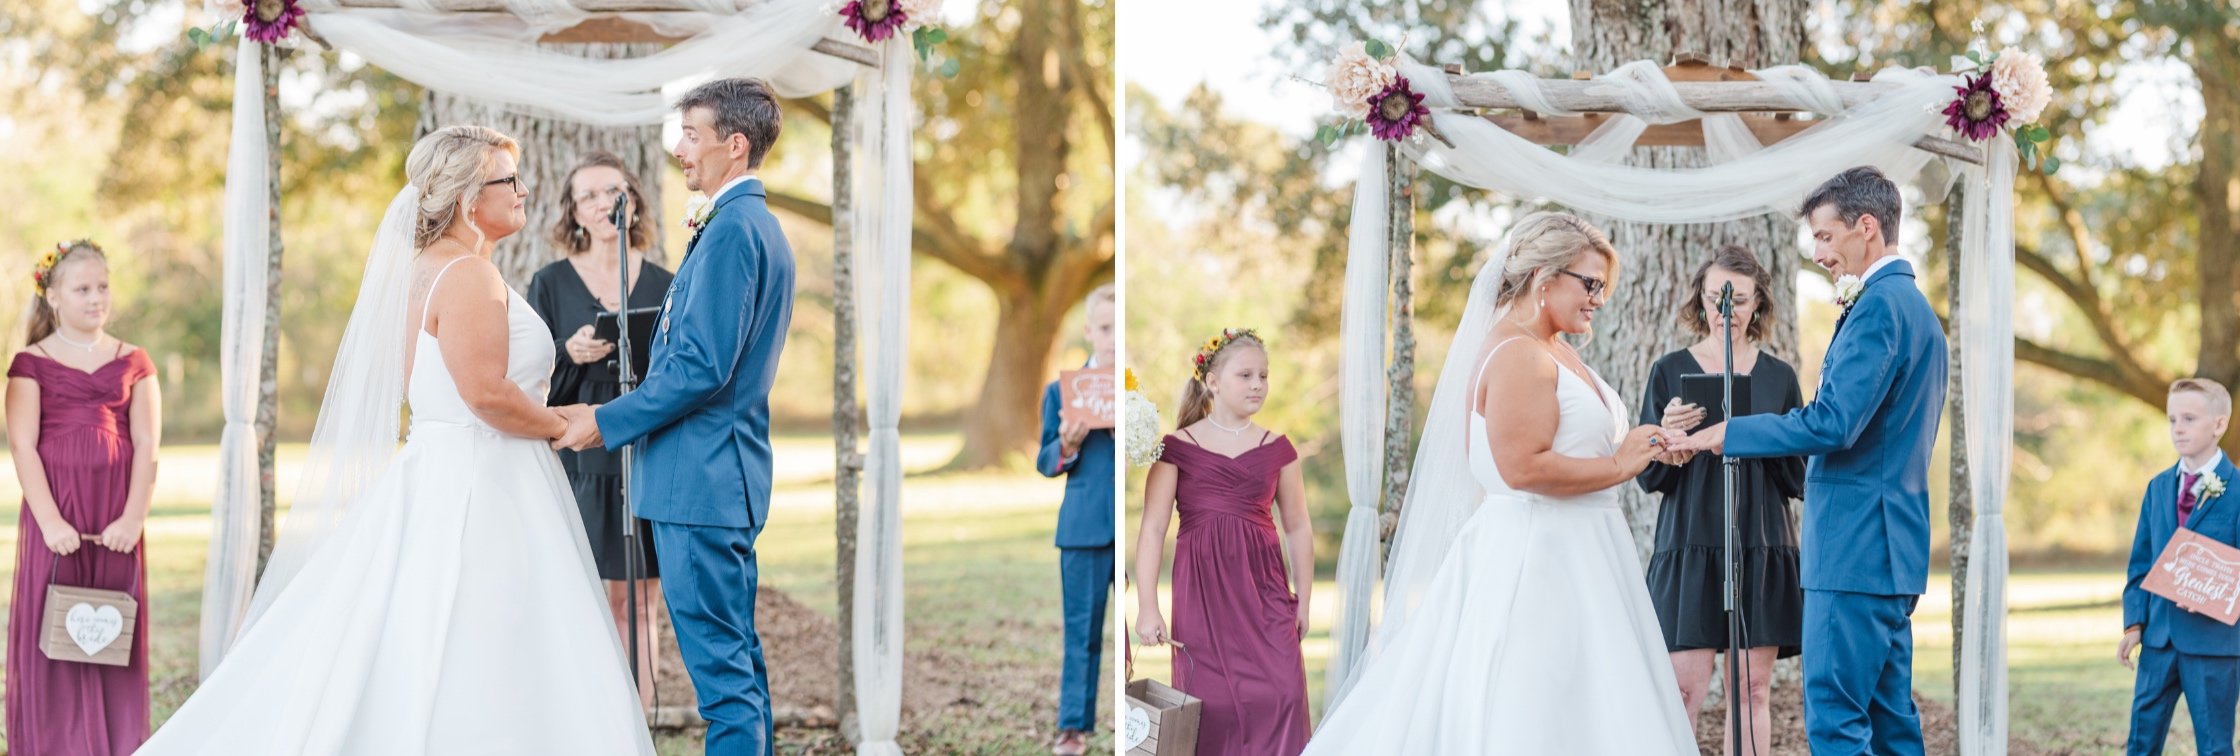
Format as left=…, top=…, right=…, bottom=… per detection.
left=1305, top=212, right=1693, bottom=753
left=139, top=127, right=656, bottom=754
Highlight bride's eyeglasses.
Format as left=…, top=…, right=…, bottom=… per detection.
left=1555, top=269, right=1606, bottom=298
left=484, top=175, right=522, bottom=192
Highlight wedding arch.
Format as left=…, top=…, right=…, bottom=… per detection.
left=1318, top=51, right=2031, bottom=754
left=203, top=1, right=924, bottom=751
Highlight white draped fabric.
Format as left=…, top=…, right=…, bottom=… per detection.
left=1957, top=141, right=2018, bottom=754
left=848, top=37, right=912, bottom=756
left=211, top=1, right=915, bottom=747
left=1322, top=145, right=1390, bottom=711
left=1326, top=56, right=2013, bottom=754
left=200, top=36, right=270, bottom=678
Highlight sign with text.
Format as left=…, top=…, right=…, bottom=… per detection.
left=2145, top=527, right=2240, bottom=626
left=1060, top=369, right=1117, bottom=430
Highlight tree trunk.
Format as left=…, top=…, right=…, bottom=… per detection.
left=1945, top=184, right=1973, bottom=699
left=1569, top=0, right=1807, bottom=562
left=829, top=84, right=863, bottom=745
left=416, top=43, right=668, bottom=290
left=2196, top=37, right=2240, bottom=429
left=951, top=285, right=1072, bottom=469
left=1571, top=0, right=1809, bottom=706
left=256, top=42, right=283, bottom=576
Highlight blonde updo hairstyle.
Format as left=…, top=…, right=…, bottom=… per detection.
left=1493, top=211, right=1619, bottom=343
left=405, top=125, right=521, bottom=251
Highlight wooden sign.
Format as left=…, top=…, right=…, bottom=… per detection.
left=1059, top=369, right=1117, bottom=430
left=1125, top=677, right=1202, bottom=756
left=2144, top=527, right=2240, bottom=626
left=41, top=583, right=137, bottom=666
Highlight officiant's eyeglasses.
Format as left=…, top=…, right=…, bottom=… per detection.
left=1556, top=269, right=1606, bottom=298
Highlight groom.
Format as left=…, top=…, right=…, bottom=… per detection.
left=556, top=77, right=794, bottom=756
left=1673, top=166, right=1947, bottom=755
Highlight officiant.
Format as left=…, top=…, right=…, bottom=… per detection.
left=1634, top=245, right=1805, bottom=756
left=526, top=149, right=676, bottom=712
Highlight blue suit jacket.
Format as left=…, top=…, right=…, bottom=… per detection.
left=2125, top=455, right=2240, bottom=656
left=595, top=178, right=794, bottom=530
left=1040, top=377, right=1115, bottom=548
left=1727, top=259, right=1947, bottom=596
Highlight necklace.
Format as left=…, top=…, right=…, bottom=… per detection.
left=54, top=330, right=103, bottom=352
left=1206, top=416, right=1251, bottom=435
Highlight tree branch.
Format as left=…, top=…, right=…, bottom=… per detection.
left=765, top=189, right=1021, bottom=288
left=2015, top=336, right=2170, bottom=407
left=1059, top=0, right=1115, bottom=152
left=2033, top=171, right=2101, bottom=295
left=2014, top=241, right=2159, bottom=392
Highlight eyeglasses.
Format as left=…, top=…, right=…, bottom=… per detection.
left=484, top=175, right=521, bottom=192
left=1556, top=269, right=1606, bottom=298
left=1701, top=293, right=1757, bottom=311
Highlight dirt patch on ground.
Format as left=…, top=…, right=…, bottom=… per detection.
left=1692, top=683, right=2068, bottom=755
left=643, top=587, right=981, bottom=752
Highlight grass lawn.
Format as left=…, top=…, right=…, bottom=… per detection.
left=1, top=433, right=1114, bottom=755
left=1127, top=564, right=2168, bottom=753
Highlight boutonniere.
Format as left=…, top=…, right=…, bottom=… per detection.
left=682, top=194, right=714, bottom=233
left=2197, top=471, right=2228, bottom=501
left=1833, top=275, right=1864, bottom=310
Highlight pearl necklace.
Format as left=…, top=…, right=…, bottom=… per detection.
left=1206, top=416, right=1252, bottom=435
left=54, top=330, right=103, bottom=352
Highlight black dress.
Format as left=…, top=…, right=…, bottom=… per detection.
left=527, top=257, right=676, bottom=581
left=1635, top=348, right=1807, bottom=656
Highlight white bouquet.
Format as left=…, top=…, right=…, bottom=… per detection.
left=1123, top=369, right=1165, bottom=467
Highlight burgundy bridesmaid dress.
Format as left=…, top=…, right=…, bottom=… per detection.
left=6, top=347, right=154, bottom=755
left=1163, top=430, right=1310, bottom=756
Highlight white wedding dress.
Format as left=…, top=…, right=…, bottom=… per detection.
left=138, top=264, right=657, bottom=755
left=1304, top=339, right=1694, bottom=754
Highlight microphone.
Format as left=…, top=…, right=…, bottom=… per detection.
left=1718, top=281, right=1734, bottom=319
left=607, top=188, right=631, bottom=227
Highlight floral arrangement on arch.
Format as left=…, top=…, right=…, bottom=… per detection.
left=839, top=0, right=963, bottom=77
left=1942, top=19, right=2060, bottom=175
left=1315, top=39, right=1445, bottom=147
left=191, top=0, right=307, bottom=49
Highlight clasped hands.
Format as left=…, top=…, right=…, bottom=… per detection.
left=1652, top=396, right=1729, bottom=460
left=550, top=404, right=604, bottom=451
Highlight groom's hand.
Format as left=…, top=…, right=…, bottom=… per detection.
left=2119, top=626, right=2142, bottom=671
left=1671, top=421, right=1727, bottom=455
left=551, top=405, right=605, bottom=451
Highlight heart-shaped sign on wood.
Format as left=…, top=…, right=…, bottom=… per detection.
left=66, top=603, right=124, bottom=656
left=1123, top=706, right=1151, bottom=750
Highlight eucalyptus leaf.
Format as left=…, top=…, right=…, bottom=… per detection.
left=1364, top=39, right=1393, bottom=59
left=2042, top=156, right=2062, bottom=175
left=2028, top=125, right=2051, bottom=143
left=188, top=27, right=208, bottom=47
left=938, top=58, right=961, bottom=79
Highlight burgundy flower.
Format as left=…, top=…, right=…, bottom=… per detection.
left=1366, top=76, right=1429, bottom=142
left=244, top=0, right=304, bottom=44
left=841, top=0, right=910, bottom=43
left=1941, top=72, right=2010, bottom=142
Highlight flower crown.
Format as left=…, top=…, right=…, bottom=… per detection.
left=1191, top=328, right=1260, bottom=380
left=32, top=241, right=84, bottom=296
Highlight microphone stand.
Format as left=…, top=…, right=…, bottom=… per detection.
left=1719, top=280, right=1746, bottom=755
left=609, top=193, right=645, bottom=699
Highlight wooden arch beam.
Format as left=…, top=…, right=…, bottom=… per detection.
left=1443, top=57, right=1982, bottom=164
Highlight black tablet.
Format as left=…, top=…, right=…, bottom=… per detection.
left=593, top=306, right=661, bottom=377
left=1679, top=373, right=1752, bottom=427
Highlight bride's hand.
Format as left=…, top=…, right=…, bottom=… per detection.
left=1616, top=425, right=1668, bottom=475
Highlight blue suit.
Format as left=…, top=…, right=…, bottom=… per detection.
left=2124, top=454, right=2240, bottom=756
left=595, top=177, right=792, bottom=755
left=1727, top=258, right=1946, bottom=755
left=1039, top=375, right=1115, bottom=733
